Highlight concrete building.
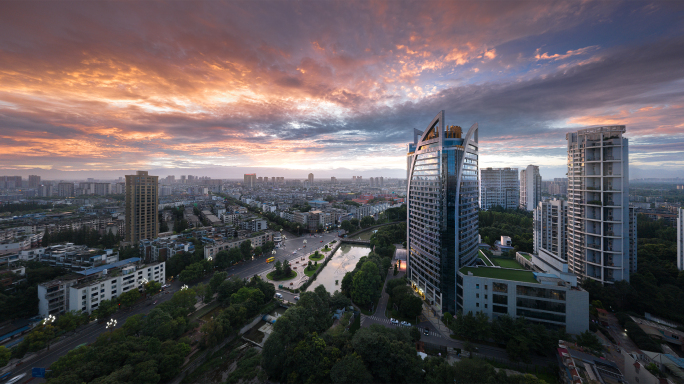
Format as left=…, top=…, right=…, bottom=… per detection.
left=406, top=111, right=479, bottom=314
left=244, top=173, right=256, bottom=188
left=125, top=171, right=159, bottom=244
left=68, top=260, right=165, bottom=314
left=520, top=165, right=541, bottom=211
left=534, top=199, right=569, bottom=274
left=457, top=266, right=589, bottom=334
left=57, top=182, right=74, bottom=197
left=480, top=167, right=519, bottom=210
left=566, top=126, right=633, bottom=283
left=204, top=231, right=274, bottom=259
left=308, top=173, right=314, bottom=185
left=28, top=175, right=41, bottom=188
left=678, top=208, right=684, bottom=270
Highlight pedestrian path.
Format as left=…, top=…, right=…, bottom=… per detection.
left=360, top=315, right=443, bottom=338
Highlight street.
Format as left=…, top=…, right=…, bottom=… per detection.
left=5, top=230, right=342, bottom=382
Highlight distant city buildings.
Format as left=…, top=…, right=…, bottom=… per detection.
left=520, top=165, right=541, bottom=211
left=566, top=126, right=632, bottom=283
left=480, top=167, right=519, bottom=210
left=57, top=182, right=74, bottom=197
left=125, top=171, right=158, bottom=244
left=244, top=173, right=256, bottom=188
left=406, top=111, right=479, bottom=314
left=28, top=175, right=41, bottom=188
left=308, top=173, right=314, bottom=185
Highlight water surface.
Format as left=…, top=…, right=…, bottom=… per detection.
left=306, top=244, right=371, bottom=294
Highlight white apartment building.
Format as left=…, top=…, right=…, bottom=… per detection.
left=480, top=167, right=519, bottom=210
left=566, top=126, right=633, bottom=283
left=520, top=165, right=542, bottom=211
left=240, top=218, right=268, bottom=232
left=68, top=261, right=165, bottom=314
left=534, top=199, right=569, bottom=274
left=678, top=208, right=683, bottom=270
left=457, top=266, right=589, bottom=334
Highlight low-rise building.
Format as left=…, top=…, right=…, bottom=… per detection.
left=204, top=231, right=274, bottom=259
left=456, top=266, right=589, bottom=334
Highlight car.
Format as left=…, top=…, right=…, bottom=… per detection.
left=294, top=296, right=300, bottom=301
left=320, top=240, right=323, bottom=242
left=390, top=318, right=399, bottom=325
left=7, top=374, right=27, bottom=384
left=400, top=321, right=411, bottom=327
left=424, top=328, right=430, bottom=336
left=275, top=293, right=283, bottom=299
left=153, top=300, right=158, bottom=305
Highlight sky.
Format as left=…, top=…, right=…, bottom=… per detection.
left=1, top=1, right=683, bottom=180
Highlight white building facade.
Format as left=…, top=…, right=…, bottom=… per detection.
left=480, top=167, right=519, bottom=210
left=520, top=165, right=542, bottom=211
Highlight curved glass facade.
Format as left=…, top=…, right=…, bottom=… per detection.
left=406, top=111, right=479, bottom=314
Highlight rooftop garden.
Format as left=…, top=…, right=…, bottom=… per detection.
left=491, top=257, right=526, bottom=270
left=459, top=266, right=539, bottom=284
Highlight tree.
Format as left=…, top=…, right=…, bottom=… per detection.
left=360, top=216, right=375, bottom=228
left=351, top=261, right=380, bottom=306
left=94, top=299, right=118, bottom=320
left=144, top=281, right=161, bottom=296
left=507, top=336, right=531, bottom=363
left=218, top=277, right=245, bottom=305
left=0, top=345, right=10, bottom=367
left=231, top=287, right=264, bottom=306
left=118, top=288, right=141, bottom=308
left=228, top=247, right=243, bottom=264
left=443, top=312, right=453, bottom=326
left=159, top=220, right=169, bottom=233
left=575, top=330, right=602, bottom=351
left=240, top=240, right=252, bottom=260
left=253, top=246, right=262, bottom=257
left=55, top=310, right=88, bottom=332
left=214, top=250, right=231, bottom=269
left=210, top=271, right=228, bottom=294
left=400, top=295, right=423, bottom=319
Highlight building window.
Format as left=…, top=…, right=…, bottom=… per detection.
left=476, top=303, right=479, bottom=307
left=485, top=304, right=488, bottom=309
left=476, top=293, right=479, bottom=298
left=476, top=284, right=479, bottom=289
left=493, top=283, right=508, bottom=293
left=485, top=285, right=488, bottom=290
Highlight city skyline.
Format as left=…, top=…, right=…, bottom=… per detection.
left=1, top=2, right=683, bottom=179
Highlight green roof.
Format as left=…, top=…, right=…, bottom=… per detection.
left=492, top=257, right=526, bottom=269
left=518, top=252, right=532, bottom=261
left=477, top=253, right=493, bottom=266
left=459, top=266, right=539, bottom=284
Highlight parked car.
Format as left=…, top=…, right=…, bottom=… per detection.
left=7, top=374, right=27, bottom=384
left=294, top=296, right=300, bottom=301
left=400, top=321, right=411, bottom=327
left=275, top=293, right=283, bottom=299
left=390, top=318, right=399, bottom=325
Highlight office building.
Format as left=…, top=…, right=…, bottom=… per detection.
left=457, top=266, right=589, bottom=334
left=566, top=126, right=632, bottom=283
left=480, top=167, right=519, bottom=210
left=125, top=171, right=159, bottom=244
left=28, top=175, right=41, bottom=188
left=678, top=208, right=683, bottom=270
left=57, top=182, right=74, bottom=197
left=406, top=111, right=479, bottom=314
left=534, top=199, right=568, bottom=274
left=379, top=176, right=384, bottom=187
left=308, top=173, right=314, bottom=185
left=330, top=176, right=337, bottom=184
left=520, top=165, right=542, bottom=211
left=244, top=173, right=256, bottom=188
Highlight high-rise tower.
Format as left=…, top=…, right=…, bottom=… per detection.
left=520, top=165, right=541, bottom=211
left=480, top=167, right=519, bottom=210
left=308, top=173, right=314, bottom=185
left=244, top=173, right=256, bottom=188
left=566, top=126, right=632, bottom=283
left=534, top=199, right=568, bottom=274
left=406, top=111, right=479, bottom=314
left=125, top=171, right=159, bottom=243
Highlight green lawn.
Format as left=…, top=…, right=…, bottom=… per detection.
left=309, top=253, right=324, bottom=261
left=518, top=252, right=532, bottom=261
left=304, top=264, right=321, bottom=277
left=266, top=270, right=298, bottom=281
left=492, top=258, right=525, bottom=269
left=478, top=253, right=493, bottom=266
left=459, top=266, right=538, bottom=284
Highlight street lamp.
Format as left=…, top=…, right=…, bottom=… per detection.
left=43, top=314, right=56, bottom=350
left=181, top=284, right=189, bottom=291
left=106, top=318, right=117, bottom=332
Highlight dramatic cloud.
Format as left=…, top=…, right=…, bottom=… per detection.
left=0, top=0, right=683, bottom=178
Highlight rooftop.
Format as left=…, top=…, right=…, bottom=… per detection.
left=459, top=266, right=539, bottom=284
left=77, top=257, right=140, bottom=276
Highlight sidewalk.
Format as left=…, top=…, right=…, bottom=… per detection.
left=421, top=302, right=452, bottom=339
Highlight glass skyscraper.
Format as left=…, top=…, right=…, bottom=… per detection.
left=406, top=111, right=479, bottom=314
